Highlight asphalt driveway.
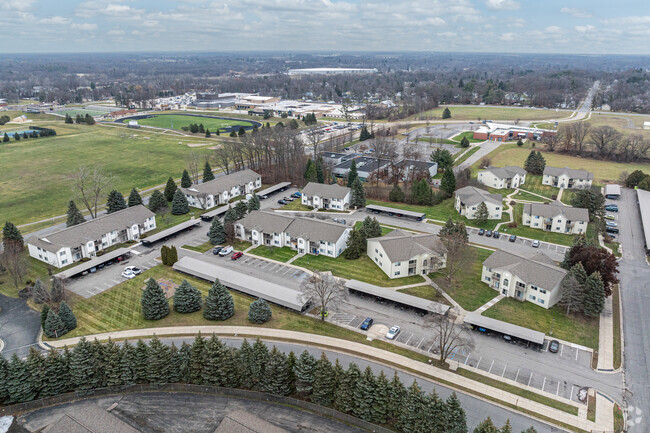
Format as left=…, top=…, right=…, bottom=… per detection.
left=0, top=294, right=41, bottom=358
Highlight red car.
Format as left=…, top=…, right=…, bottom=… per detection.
left=231, top=252, right=244, bottom=260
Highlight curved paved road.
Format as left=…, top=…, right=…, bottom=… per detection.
left=0, top=294, right=41, bottom=358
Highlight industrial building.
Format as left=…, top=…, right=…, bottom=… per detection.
left=473, top=122, right=556, bottom=142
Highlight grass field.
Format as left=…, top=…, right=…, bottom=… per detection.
left=353, top=221, right=393, bottom=236
left=0, top=121, right=213, bottom=226
left=58, top=108, right=112, bottom=117
left=279, top=200, right=313, bottom=211
left=410, top=106, right=572, bottom=122
left=483, top=297, right=599, bottom=348
left=451, top=131, right=485, bottom=143
left=248, top=245, right=298, bottom=262
left=519, top=175, right=560, bottom=199
left=454, top=146, right=481, bottom=166
left=182, top=241, right=214, bottom=253
left=397, top=285, right=449, bottom=305
left=511, top=191, right=548, bottom=202
left=124, top=114, right=254, bottom=132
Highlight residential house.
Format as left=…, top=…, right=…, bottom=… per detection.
left=542, top=167, right=593, bottom=189
left=394, top=160, right=438, bottom=180
left=481, top=250, right=567, bottom=309
left=454, top=186, right=503, bottom=220
left=26, top=205, right=156, bottom=268
left=331, top=156, right=391, bottom=181
left=522, top=203, right=589, bottom=234
left=181, top=169, right=261, bottom=210
left=235, top=211, right=351, bottom=257
left=319, top=151, right=357, bottom=167
left=477, top=166, right=527, bottom=189
left=301, top=182, right=351, bottom=210
left=367, top=229, right=447, bottom=279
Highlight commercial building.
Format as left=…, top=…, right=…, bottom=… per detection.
left=481, top=250, right=567, bottom=309
left=477, top=166, right=527, bottom=189
left=234, top=95, right=281, bottom=110
left=454, top=186, right=503, bottom=220
left=367, top=229, right=447, bottom=279
left=473, top=122, right=556, bottom=142
left=26, top=205, right=156, bottom=268
left=235, top=211, right=351, bottom=258
left=301, top=182, right=351, bottom=210
left=637, top=188, right=650, bottom=254
left=181, top=169, right=261, bottom=210
left=288, top=68, right=378, bottom=76
left=319, top=151, right=358, bottom=167
left=542, top=166, right=593, bottom=189
left=522, top=203, right=589, bottom=234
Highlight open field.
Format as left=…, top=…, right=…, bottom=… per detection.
left=483, top=297, right=599, bottom=349
left=410, top=106, right=573, bottom=122
left=511, top=190, right=548, bottom=202
left=452, top=131, right=485, bottom=143
left=248, top=245, right=298, bottom=262
left=0, top=121, right=213, bottom=226
left=519, top=175, right=560, bottom=199
left=57, top=108, right=113, bottom=117
left=123, top=114, right=255, bottom=132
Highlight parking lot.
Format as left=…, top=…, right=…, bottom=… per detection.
left=467, top=227, right=569, bottom=256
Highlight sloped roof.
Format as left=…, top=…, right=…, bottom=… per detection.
left=543, top=166, right=594, bottom=180
left=42, top=403, right=140, bottom=433
left=238, top=211, right=293, bottom=234
left=523, top=202, right=589, bottom=221
left=482, top=249, right=567, bottom=291
left=181, top=169, right=260, bottom=196
left=455, top=186, right=502, bottom=207
left=368, top=229, right=446, bottom=263
left=302, top=182, right=351, bottom=199
left=481, top=166, right=526, bottom=180
left=238, top=211, right=349, bottom=243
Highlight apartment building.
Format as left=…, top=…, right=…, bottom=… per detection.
left=542, top=167, right=593, bottom=189
left=454, top=186, right=503, bottom=220
left=181, top=169, right=261, bottom=210
left=522, top=202, right=589, bottom=234
left=301, top=182, right=351, bottom=210
left=477, top=166, right=527, bottom=189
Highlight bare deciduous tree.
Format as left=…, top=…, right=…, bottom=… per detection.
left=213, top=146, right=231, bottom=175
left=589, top=125, right=622, bottom=158
left=543, top=131, right=560, bottom=152
left=301, top=271, right=345, bottom=321
left=438, top=229, right=473, bottom=284
left=0, top=243, right=28, bottom=290
left=570, top=122, right=591, bottom=155
left=67, top=165, right=114, bottom=219
left=186, top=152, right=202, bottom=185
left=427, top=310, right=474, bottom=363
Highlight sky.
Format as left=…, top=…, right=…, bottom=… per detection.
left=1, top=0, right=649, bottom=54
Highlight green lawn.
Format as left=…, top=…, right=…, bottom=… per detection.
left=231, top=240, right=253, bottom=251
left=122, top=114, right=254, bottom=132
left=612, top=284, right=622, bottom=369
left=410, top=106, right=572, bottom=122
left=430, top=247, right=497, bottom=311
left=58, top=108, right=111, bottom=117
left=511, top=190, right=548, bottom=202
left=292, top=254, right=425, bottom=287
left=353, top=221, right=393, bottom=236
left=451, top=131, right=485, bottom=143
left=397, top=285, right=449, bottom=305
left=483, top=297, right=599, bottom=348
left=182, top=241, right=214, bottom=253
left=499, top=204, right=582, bottom=247
left=279, top=200, right=313, bottom=211
left=248, top=245, right=298, bottom=262
left=519, top=175, right=560, bottom=199
left=560, top=189, right=577, bottom=206
left=454, top=146, right=480, bottom=167
left=416, top=136, right=457, bottom=145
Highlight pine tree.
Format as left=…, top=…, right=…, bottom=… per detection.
left=387, top=371, right=406, bottom=422
left=164, top=177, right=178, bottom=202
left=66, top=200, right=85, bottom=227
left=44, top=309, right=67, bottom=338
left=3, top=132, right=9, bottom=142
left=311, top=353, right=335, bottom=406
left=203, top=279, right=235, bottom=321
left=238, top=339, right=255, bottom=389
left=304, top=159, right=317, bottom=183
left=220, top=347, right=241, bottom=388
left=133, top=339, right=150, bottom=383
left=189, top=334, right=206, bottom=384
left=168, top=343, right=183, bottom=383
left=6, top=353, right=33, bottom=404
left=238, top=126, right=246, bottom=136
left=361, top=216, right=382, bottom=240
left=259, top=346, right=291, bottom=396
left=315, top=157, right=325, bottom=183
left=372, top=371, right=390, bottom=424
left=58, top=301, right=77, bottom=331
left=128, top=188, right=143, bottom=207
left=0, top=355, right=9, bottom=404
left=69, top=337, right=94, bottom=390
left=40, top=303, right=50, bottom=330
left=442, top=107, right=452, bottom=119
left=441, top=168, right=457, bottom=198
left=42, top=348, right=70, bottom=397
left=205, top=128, right=211, bottom=138
left=335, top=363, right=361, bottom=413
left=247, top=194, right=261, bottom=212
left=106, top=190, right=127, bottom=214
left=208, top=217, right=226, bottom=245
left=173, top=279, right=202, bottom=313
left=85, top=114, right=95, bottom=125
left=2, top=221, right=23, bottom=248
left=250, top=338, right=269, bottom=390
left=103, top=338, right=122, bottom=387
left=119, top=340, right=136, bottom=385
left=169, top=245, right=178, bottom=265
left=171, top=189, right=189, bottom=215
left=473, top=417, right=499, bottom=433
left=344, top=228, right=363, bottom=259
left=293, top=349, right=317, bottom=397
left=583, top=271, right=606, bottom=317
left=178, top=342, right=192, bottom=383
left=147, top=335, right=171, bottom=384
left=475, top=201, right=489, bottom=224
left=500, top=419, right=513, bottom=433
left=389, top=184, right=405, bottom=202
left=181, top=169, right=192, bottom=188
left=65, top=114, right=73, bottom=124
left=203, top=160, right=215, bottom=182
left=234, top=201, right=248, bottom=219
left=359, top=126, right=370, bottom=141
left=397, top=380, right=427, bottom=433
left=202, top=334, right=226, bottom=385
left=224, top=206, right=237, bottom=224
left=351, top=178, right=366, bottom=208
left=248, top=298, right=272, bottom=323
left=26, top=348, right=45, bottom=400
left=424, top=390, right=447, bottom=432
left=446, top=392, right=467, bottom=433
left=517, top=138, right=524, bottom=147
left=460, top=136, right=470, bottom=148
left=88, top=339, right=107, bottom=389
left=199, top=124, right=205, bottom=133
left=353, top=366, right=377, bottom=421
left=148, top=190, right=167, bottom=212
left=347, top=160, right=359, bottom=186
left=141, top=277, right=170, bottom=320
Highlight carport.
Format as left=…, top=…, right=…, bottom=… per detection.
left=200, top=201, right=243, bottom=221
left=173, top=256, right=309, bottom=311
left=345, top=279, right=449, bottom=315
left=54, top=247, right=133, bottom=279
left=464, top=313, right=545, bottom=346
left=256, top=182, right=291, bottom=198
left=140, top=218, right=201, bottom=245
left=365, top=204, right=426, bottom=221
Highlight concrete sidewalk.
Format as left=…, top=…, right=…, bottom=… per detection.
left=596, top=295, right=615, bottom=371
left=43, top=326, right=610, bottom=433
left=476, top=294, right=504, bottom=314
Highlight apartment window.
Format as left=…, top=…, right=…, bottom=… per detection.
left=539, top=288, right=547, bottom=294
left=61, top=259, right=68, bottom=265
left=503, top=278, right=509, bottom=287
left=59, top=251, right=65, bottom=256
left=375, top=248, right=378, bottom=253
left=529, top=295, right=536, bottom=300
left=530, top=285, right=538, bottom=291
left=379, top=261, right=382, bottom=267
left=496, top=207, right=500, bottom=210
left=395, top=262, right=401, bottom=266
left=374, top=257, right=378, bottom=263
left=485, top=276, right=491, bottom=282
left=394, top=271, right=401, bottom=276
left=538, top=299, right=545, bottom=304
left=379, top=253, right=383, bottom=258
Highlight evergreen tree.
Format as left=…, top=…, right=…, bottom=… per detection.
left=424, top=390, right=447, bottom=433
left=335, top=363, right=361, bottom=413
left=147, top=335, right=171, bottom=384
left=40, top=303, right=50, bottom=330
left=106, top=190, right=127, bottom=214
left=583, top=271, right=606, bottom=317
left=250, top=338, right=269, bottom=390
left=442, top=107, right=452, bottom=119
left=410, top=179, right=434, bottom=205
left=208, top=217, right=226, bottom=245
left=141, top=278, right=170, bottom=320
left=304, top=159, right=318, bottom=183
left=127, top=188, right=143, bottom=207
left=189, top=334, right=206, bottom=384
left=224, top=206, right=237, bottom=224
left=347, top=160, right=359, bottom=186
left=238, top=339, right=255, bottom=389
left=517, top=138, right=524, bottom=147
left=286, top=351, right=297, bottom=394
left=26, top=348, right=45, bottom=400
left=524, top=150, right=546, bottom=175
left=65, top=114, right=73, bottom=124
left=119, top=340, right=136, bottom=385
left=387, top=371, right=407, bottom=422
left=372, top=371, right=390, bottom=424
left=6, top=354, right=33, bottom=404
left=168, top=343, right=183, bottom=383
left=389, top=184, right=405, bottom=202
left=359, top=126, right=370, bottom=141
left=203, top=160, right=215, bottom=182
left=44, top=309, right=66, bottom=338
left=315, top=157, right=325, bottom=183
left=66, top=200, right=85, bottom=227
left=441, top=168, right=457, bottom=198
left=103, top=339, right=122, bottom=387
left=42, top=348, right=70, bottom=397
left=199, top=123, right=205, bottom=133
left=205, top=128, right=211, bottom=138
left=234, top=200, right=248, bottom=219
left=446, top=392, right=467, bottom=433
left=260, top=346, right=291, bottom=396
left=500, top=419, right=513, bottom=433
left=181, top=169, right=192, bottom=188
left=173, top=279, right=202, bottom=313
left=353, top=366, right=377, bottom=421
left=343, top=228, right=363, bottom=259
left=89, top=339, right=107, bottom=389
left=351, top=178, right=366, bottom=208
left=238, top=126, right=246, bottom=136
left=294, top=349, right=317, bottom=397
left=473, top=417, right=499, bottom=433
left=460, top=136, right=470, bottom=148
left=2, top=221, right=24, bottom=248
left=247, top=194, right=261, bottom=211
left=171, top=189, right=189, bottom=215
left=148, top=190, right=167, bottom=212
left=203, top=279, right=235, bottom=321
left=69, top=337, right=94, bottom=390
left=397, top=380, right=428, bottom=433
left=229, top=130, right=237, bottom=137
left=164, top=176, right=178, bottom=202
left=177, top=342, right=192, bottom=383
left=3, top=132, right=9, bottom=142
left=311, top=353, right=335, bottom=406
left=220, top=347, right=241, bottom=388
left=248, top=298, right=272, bottom=323
left=475, top=201, right=489, bottom=224
left=58, top=301, right=77, bottom=331
left=202, top=334, right=226, bottom=385
left=361, top=216, right=382, bottom=240
left=0, top=355, right=9, bottom=403
left=160, top=245, right=169, bottom=266
left=133, top=339, right=150, bottom=383
left=430, top=148, right=454, bottom=171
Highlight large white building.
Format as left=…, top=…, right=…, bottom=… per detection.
left=301, top=182, right=351, bottom=210
left=26, top=205, right=156, bottom=268
left=481, top=250, right=567, bottom=309
left=235, top=211, right=351, bottom=258
left=477, top=166, right=527, bottom=189
left=367, top=229, right=447, bottom=279
left=454, top=186, right=503, bottom=220
left=522, top=202, right=589, bottom=234
left=181, top=169, right=261, bottom=210
left=542, top=167, right=593, bottom=189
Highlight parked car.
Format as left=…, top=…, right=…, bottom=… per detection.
left=121, top=270, right=136, bottom=279
left=604, top=214, right=616, bottom=220
left=283, top=196, right=294, bottom=202
left=124, top=266, right=142, bottom=275
left=492, top=231, right=500, bottom=239
left=478, top=229, right=485, bottom=236
left=98, top=263, right=105, bottom=270
left=219, top=246, right=233, bottom=256
left=532, top=240, right=540, bottom=248
left=502, top=335, right=512, bottom=342
left=386, top=326, right=401, bottom=340
left=485, top=230, right=493, bottom=237
left=277, top=199, right=288, bottom=205
left=605, top=205, right=618, bottom=212
left=291, top=192, right=302, bottom=198
left=606, top=227, right=619, bottom=234
left=231, top=252, right=244, bottom=260
left=212, top=246, right=223, bottom=255
left=509, top=235, right=517, bottom=242
left=258, top=194, right=269, bottom=200
left=606, top=221, right=618, bottom=227
left=548, top=340, right=560, bottom=353
left=89, top=267, right=97, bottom=273
left=360, top=317, right=374, bottom=330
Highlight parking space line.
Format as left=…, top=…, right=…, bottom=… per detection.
left=416, top=338, right=424, bottom=349
left=405, top=334, right=413, bottom=346
left=502, top=364, right=507, bottom=377
left=528, top=373, right=533, bottom=387
left=476, top=356, right=482, bottom=369
left=575, top=348, right=579, bottom=361
left=556, top=382, right=560, bottom=396
left=515, top=369, right=520, bottom=382
left=464, top=353, right=471, bottom=365
left=542, top=377, right=546, bottom=391
left=570, top=385, right=574, bottom=400
left=560, top=344, right=564, bottom=356
left=488, top=360, right=494, bottom=373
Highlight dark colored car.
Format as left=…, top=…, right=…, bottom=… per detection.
left=277, top=199, right=287, bottom=205
left=212, top=246, right=223, bottom=255
left=478, top=229, right=485, bottom=235
left=606, top=227, right=619, bottom=234
left=360, top=317, right=373, bottom=330
left=485, top=230, right=493, bottom=237
left=605, top=205, right=618, bottom=212
left=509, top=235, right=517, bottom=242
left=291, top=192, right=302, bottom=198
left=231, top=251, right=244, bottom=260
left=492, top=231, right=500, bottom=239
left=549, top=340, right=560, bottom=353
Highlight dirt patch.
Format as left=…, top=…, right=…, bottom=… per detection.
left=186, top=142, right=214, bottom=147
left=141, top=278, right=178, bottom=299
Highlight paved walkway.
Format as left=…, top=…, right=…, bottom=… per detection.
left=556, top=187, right=565, bottom=203
left=286, top=253, right=305, bottom=264
left=597, top=295, right=615, bottom=371
left=494, top=189, right=518, bottom=231
left=41, top=326, right=610, bottom=432
left=476, top=294, right=505, bottom=314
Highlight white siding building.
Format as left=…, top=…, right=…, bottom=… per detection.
left=542, top=167, right=594, bottom=189
left=477, top=166, right=527, bottom=189
left=26, top=205, right=156, bottom=268
left=454, top=186, right=503, bottom=220
left=301, top=182, right=351, bottom=210
left=522, top=203, right=589, bottom=234
left=181, top=169, right=261, bottom=210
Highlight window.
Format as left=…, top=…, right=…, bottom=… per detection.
left=529, top=295, right=536, bottom=300
left=485, top=276, right=491, bottom=282
left=394, top=271, right=401, bottom=276
left=61, top=259, right=68, bottom=265
left=379, top=253, right=383, bottom=258
left=538, top=299, right=545, bottom=304
left=530, top=285, right=538, bottom=291
left=539, top=288, right=547, bottom=294
left=503, top=278, right=509, bottom=287
left=374, top=257, right=378, bottom=263
left=375, top=248, right=378, bottom=253
left=395, top=262, right=401, bottom=266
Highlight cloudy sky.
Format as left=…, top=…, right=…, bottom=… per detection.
left=1, top=0, right=648, bottom=54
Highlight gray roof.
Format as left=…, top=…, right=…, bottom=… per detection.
left=523, top=202, right=589, bottom=221
left=482, top=249, right=567, bottom=291
left=173, top=256, right=307, bottom=311
left=637, top=188, right=650, bottom=251
left=604, top=184, right=621, bottom=196
left=26, top=205, right=154, bottom=252
left=365, top=204, right=425, bottom=219
left=368, top=229, right=446, bottom=263
left=345, top=279, right=449, bottom=315
left=543, top=166, right=594, bottom=181
left=238, top=211, right=350, bottom=243
left=256, top=182, right=291, bottom=197
left=238, top=211, right=294, bottom=234
left=181, top=169, right=260, bottom=196
left=141, top=218, right=201, bottom=244
left=302, top=182, right=351, bottom=199
left=455, top=186, right=502, bottom=207
left=481, top=165, right=526, bottom=179
left=43, top=403, right=140, bottom=433
left=464, top=313, right=545, bottom=345
left=333, top=156, right=390, bottom=173
left=214, top=410, right=288, bottom=433
left=396, top=159, right=437, bottom=171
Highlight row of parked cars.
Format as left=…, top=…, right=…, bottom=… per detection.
left=277, top=191, right=301, bottom=206
left=212, top=246, right=243, bottom=260
left=604, top=203, right=619, bottom=236
left=358, top=317, right=401, bottom=340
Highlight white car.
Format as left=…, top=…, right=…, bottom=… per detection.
left=124, top=266, right=142, bottom=275
left=386, top=326, right=401, bottom=340
left=219, top=246, right=233, bottom=256
left=121, top=270, right=136, bottom=279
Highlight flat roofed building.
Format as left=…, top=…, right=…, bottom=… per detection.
left=481, top=250, right=567, bottom=309
left=331, top=156, right=391, bottom=181
left=454, top=186, right=503, bottom=220
left=637, top=188, right=650, bottom=253
left=301, top=182, right=351, bottom=210
left=181, top=169, right=261, bottom=210
left=472, top=122, right=556, bottom=142
left=26, top=205, right=156, bottom=268
left=522, top=202, right=589, bottom=234
left=367, top=229, right=446, bottom=279
left=542, top=166, right=594, bottom=189
left=394, top=159, right=438, bottom=179
left=477, top=166, right=527, bottom=189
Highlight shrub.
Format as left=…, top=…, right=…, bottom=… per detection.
left=248, top=298, right=272, bottom=324
left=507, top=222, right=518, bottom=228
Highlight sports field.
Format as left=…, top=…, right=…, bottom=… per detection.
left=123, top=114, right=255, bottom=132
left=411, top=105, right=573, bottom=121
